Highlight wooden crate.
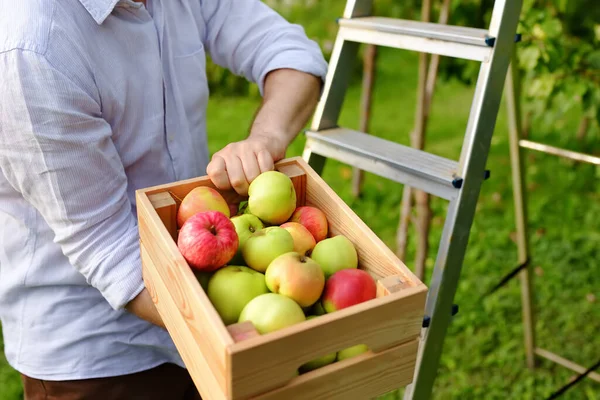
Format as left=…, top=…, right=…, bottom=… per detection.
left=136, top=156, right=428, bottom=400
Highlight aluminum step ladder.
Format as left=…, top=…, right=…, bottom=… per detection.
left=301, top=1, right=524, bottom=398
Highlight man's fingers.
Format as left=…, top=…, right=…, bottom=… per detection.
left=257, top=149, right=275, bottom=173
left=240, top=150, right=261, bottom=184
left=222, top=155, right=249, bottom=195
left=206, top=156, right=232, bottom=191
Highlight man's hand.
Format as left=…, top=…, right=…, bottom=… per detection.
left=207, top=68, right=322, bottom=195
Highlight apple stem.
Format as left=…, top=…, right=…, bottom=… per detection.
left=209, top=225, right=217, bottom=235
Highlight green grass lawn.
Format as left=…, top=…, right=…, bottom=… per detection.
left=1, top=47, right=598, bottom=399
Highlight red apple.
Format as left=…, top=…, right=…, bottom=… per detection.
left=322, top=269, right=377, bottom=313
left=177, top=186, right=230, bottom=228
left=280, top=222, right=316, bottom=256
left=177, top=211, right=239, bottom=272
left=289, top=206, right=328, bottom=242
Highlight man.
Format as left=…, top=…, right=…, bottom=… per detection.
left=0, top=0, right=328, bottom=398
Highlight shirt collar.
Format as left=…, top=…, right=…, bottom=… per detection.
left=78, top=0, right=122, bottom=24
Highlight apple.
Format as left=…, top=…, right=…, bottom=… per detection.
left=337, top=344, right=369, bottom=361
left=310, top=235, right=358, bottom=278
left=177, top=186, right=230, bottom=228
left=229, top=214, right=264, bottom=264
left=242, top=227, right=295, bottom=273
left=193, top=270, right=213, bottom=292
left=280, top=222, right=316, bottom=256
left=238, top=293, right=306, bottom=334
left=289, top=206, right=328, bottom=242
left=228, top=203, right=239, bottom=218
left=247, top=171, right=296, bottom=225
left=310, top=301, right=326, bottom=316
left=322, top=269, right=377, bottom=313
left=207, top=265, right=269, bottom=325
left=177, top=211, right=239, bottom=272
left=299, top=316, right=337, bottom=372
left=265, top=252, right=325, bottom=308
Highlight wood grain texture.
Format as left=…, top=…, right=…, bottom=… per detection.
left=148, top=192, right=177, bottom=241
left=377, top=275, right=414, bottom=297
left=253, top=339, right=419, bottom=400
left=141, top=245, right=228, bottom=400
left=227, top=285, right=426, bottom=399
left=137, top=191, right=233, bottom=395
left=227, top=322, right=261, bottom=343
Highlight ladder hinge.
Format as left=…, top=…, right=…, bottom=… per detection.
left=484, top=169, right=491, bottom=180
left=452, top=178, right=463, bottom=189
left=422, top=304, right=459, bottom=328
left=485, top=34, right=522, bottom=47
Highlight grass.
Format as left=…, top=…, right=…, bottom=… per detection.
left=1, top=46, right=599, bottom=400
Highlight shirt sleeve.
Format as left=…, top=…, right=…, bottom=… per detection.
left=199, top=0, right=329, bottom=95
left=0, top=50, right=145, bottom=311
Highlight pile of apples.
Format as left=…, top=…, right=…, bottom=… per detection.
left=175, top=170, right=377, bottom=372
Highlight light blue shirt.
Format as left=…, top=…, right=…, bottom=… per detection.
left=0, top=0, right=327, bottom=380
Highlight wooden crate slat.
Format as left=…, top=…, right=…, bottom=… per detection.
left=137, top=192, right=233, bottom=387
left=254, top=339, right=419, bottom=400
left=227, top=284, right=426, bottom=398
left=141, top=244, right=228, bottom=400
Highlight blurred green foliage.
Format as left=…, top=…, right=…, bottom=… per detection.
left=207, top=0, right=600, bottom=140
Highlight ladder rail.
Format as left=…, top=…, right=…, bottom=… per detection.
left=303, top=0, right=525, bottom=398
left=403, top=0, right=524, bottom=398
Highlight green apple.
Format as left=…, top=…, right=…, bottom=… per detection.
left=207, top=265, right=269, bottom=325
left=242, top=227, right=294, bottom=273
left=337, top=344, right=369, bottom=361
left=238, top=293, right=306, bottom=334
left=299, top=316, right=337, bottom=372
left=193, top=270, right=213, bottom=293
left=247, top=171, right=297, bottom=225
left=310, top=235, right=358, bottom=278
left=230, top=214, right=264, bottom=265
left=310, top=301, right=326, bottom=316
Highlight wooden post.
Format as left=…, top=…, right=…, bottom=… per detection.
left=351, top=45, right=378, bottom=197
left=396, top=0, right=452, bottom=279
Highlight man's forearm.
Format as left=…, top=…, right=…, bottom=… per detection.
left=126, top=287, right=166, bottom=329
left=249, top=68, right=322, bottom=152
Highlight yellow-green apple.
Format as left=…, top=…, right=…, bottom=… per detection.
left=299, top=316, right=337, bottom=372
left=242, top=227, right=294, bottom=272
left=265, top=252, right=325, bottom=308
left=177, top=211, right=238, bottom=272
left=229, top=214, right=264, bottom=264
left=322, top=269, right=377, bottom=313
left=280, top=222, right=316, bottom=256
left=247, top=171, right=296, bottom=225
left=238, top=293, right=306, bottom=334
left=310, top=235, right=358, bottom=278
left=289, top=206, right=328, bottom=242
left=337, top=344, right=369, bottom=361
left=207, top=265, right=269, bottom=325
left=177, top=186, right=230, bottom=228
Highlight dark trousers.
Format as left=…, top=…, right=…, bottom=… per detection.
left=20, top=363, right=202, bottom=400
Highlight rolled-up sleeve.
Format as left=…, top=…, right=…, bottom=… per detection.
left=199, top=0, right=328, bottom=95
left=0, top=50, right=144, bottom=310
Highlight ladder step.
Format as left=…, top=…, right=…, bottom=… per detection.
left=337, top=17, right=492, bottom=61
left=305, top=128, right=461, bottom=201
